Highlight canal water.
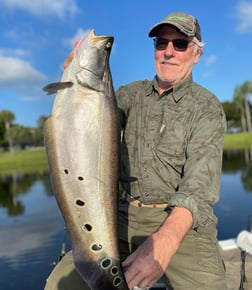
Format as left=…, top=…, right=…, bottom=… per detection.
left=0, top=148, right=251, bottom=290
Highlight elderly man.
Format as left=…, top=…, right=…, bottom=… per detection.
left=45, top=12, right=227, bottom=290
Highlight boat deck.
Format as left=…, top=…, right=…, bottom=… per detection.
left=219, top=239, right=252, bottom=290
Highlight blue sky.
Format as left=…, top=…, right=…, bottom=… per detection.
left=0, top=0, right=252, bottom=127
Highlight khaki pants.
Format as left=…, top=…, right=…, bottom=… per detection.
left=44, top=201, right=228, bottom=290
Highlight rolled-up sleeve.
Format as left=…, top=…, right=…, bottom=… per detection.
left=169, top=104, right=226, bottom=229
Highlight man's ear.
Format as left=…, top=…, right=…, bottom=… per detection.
left=194, top=48, right=203, bottom=64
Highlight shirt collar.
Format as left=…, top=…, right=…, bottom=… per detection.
left=147, top=74, right=193, bottom=102
left=172, top=74, right=192, bottom=102
left=146, top=79, right=158, bottom=96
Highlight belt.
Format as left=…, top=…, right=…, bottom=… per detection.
left=129, top=199, right=168, bottom=208
left=122, top=192, right=168, bottom=209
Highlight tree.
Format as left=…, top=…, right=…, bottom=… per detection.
left=37, top=115, right=48, bottom=129
left=0, top=121, right=5, bottom=146
left=10, top=125, right=34, bottom=149
left=0, top=110, right=16, bottom=152
left=36, top=115, right=49, bottom=146
left=222, top=101, right=241, bottom=128
left=233, top=81, right=252, bottom=132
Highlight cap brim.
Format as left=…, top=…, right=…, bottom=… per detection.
left=148, top=22, right=194, bottom=38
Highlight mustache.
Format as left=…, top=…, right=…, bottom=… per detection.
left=158, top=59, right=178, bottom=65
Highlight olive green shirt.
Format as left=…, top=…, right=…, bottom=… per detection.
left=116, top=74, right=226, bottom=228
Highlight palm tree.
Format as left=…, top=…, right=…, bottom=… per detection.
left=0, top=110, right=16, bottom=152
left=233, top=81, right=252, bottom=132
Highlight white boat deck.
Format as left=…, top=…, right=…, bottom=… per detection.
left=219, top=238, right=252, bottom=290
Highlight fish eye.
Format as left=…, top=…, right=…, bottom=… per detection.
left=106, top=41, right=112, bottom=49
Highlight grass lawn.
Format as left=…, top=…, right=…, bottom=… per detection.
left=0, top=148, right=48, bottom=175
left=224, top=132, right=252, bottom=150
left=0, top=132, right=252, bottom=175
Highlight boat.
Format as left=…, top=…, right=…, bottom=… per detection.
left=52, top=230, right=252, bottom=290
left=219, top=230, right=252, bottom=290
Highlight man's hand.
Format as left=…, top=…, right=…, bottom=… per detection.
left=122, top=207, right=193, bottom=290
left=122, top=232, right=171, bottom=289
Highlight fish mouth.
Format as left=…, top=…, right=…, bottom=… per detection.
left=81, top=29, right=114, bottom=50
left=90, top=29, right=114, bottom=43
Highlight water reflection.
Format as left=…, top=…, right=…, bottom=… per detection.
left=0, top=172, right=52, bottom=217
left=0, top=148, right=252, bottom=290
left=214, top=147, right=252, bottom=240
left=243, top=147, right=252, bottom=192
left=222, top=147, right=252, bottom=193
left=0, top=171, right=70, bottom=290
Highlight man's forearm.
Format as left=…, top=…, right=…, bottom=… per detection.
left=155, top=206, right=193, bottom=253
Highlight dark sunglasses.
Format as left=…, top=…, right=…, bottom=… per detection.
left=153, top=37, right=193, bottom=52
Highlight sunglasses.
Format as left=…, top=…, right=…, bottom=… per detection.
left=153, top=37, right=193, bottom=52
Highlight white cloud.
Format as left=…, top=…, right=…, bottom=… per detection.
left=201, top=55, right=217, bottom=79
left=63, top=28, right=92, bottom=48
left=0, top=220, right=63, bottom=266
left=205, top=54, right=217, bottom=66
left=0, top=183, right=64, bottom=268
left=0, top=56, right=46, bottom=82
left=0, top=48, right=28, bottom=58
left=0, top=56, right=46, bottom=92
left=202, top=71, right=213, bottom=79
left=62, top=28, right=117, bottom=55
left=0, top=215, right=65, bottom=269
left=0, top=0, right=78, bottom=19
left=235, top=0, right=252, bottom=32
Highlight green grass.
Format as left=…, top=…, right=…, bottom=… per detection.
left=224, top=132, right=252, bottom=150
left=0, top=148, right=48, bottom=175
left=0, top=132, right=252, bottom=175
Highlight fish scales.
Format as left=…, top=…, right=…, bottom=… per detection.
left=44, top=30, right=128, bottom=290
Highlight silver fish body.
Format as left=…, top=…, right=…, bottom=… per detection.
left=44, top=30, right=128, bottom=290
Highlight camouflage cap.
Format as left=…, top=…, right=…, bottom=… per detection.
left=148, top=12, right=202, bottom=41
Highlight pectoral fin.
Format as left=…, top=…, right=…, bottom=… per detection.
left=43, top=81, right=73, bottom=95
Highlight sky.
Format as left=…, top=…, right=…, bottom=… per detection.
left=0, top=0, right=252, bottom=127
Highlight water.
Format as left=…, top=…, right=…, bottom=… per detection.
left=0, top=148, right=251, bottom=290
left=215, top=171, right=252, bottom=239
left=214, top=148, right=252, bottom=239
left=0, top=172, right=70, bottom=290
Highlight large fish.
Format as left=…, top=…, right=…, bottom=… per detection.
left=43, top=30, right=128, bottom=290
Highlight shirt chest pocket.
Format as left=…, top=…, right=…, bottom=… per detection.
left=153, top=119, right=188, bottom=173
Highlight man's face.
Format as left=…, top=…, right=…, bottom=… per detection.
left=154, top=26, right=201, bottom=92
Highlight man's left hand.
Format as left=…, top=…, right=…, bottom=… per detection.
left=122, top=231, right=171, bottom=290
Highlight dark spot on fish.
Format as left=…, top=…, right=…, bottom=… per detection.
left=75, top=199, right=85, bottom=207
left=113, top=277, right=122, bottom=287
left=64, top=169, right=69, bottom=174
left=111, top=266, right=119, bottom=275
left=82, top=223, right=92, bottom=232
left=91, top=244, right=102, bottom=251
left=78, top=176, right=84, bottom=181
left=100, top=258, right=112, bottom=269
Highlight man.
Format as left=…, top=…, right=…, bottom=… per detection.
left=45, top=12, right=227, bottom=290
